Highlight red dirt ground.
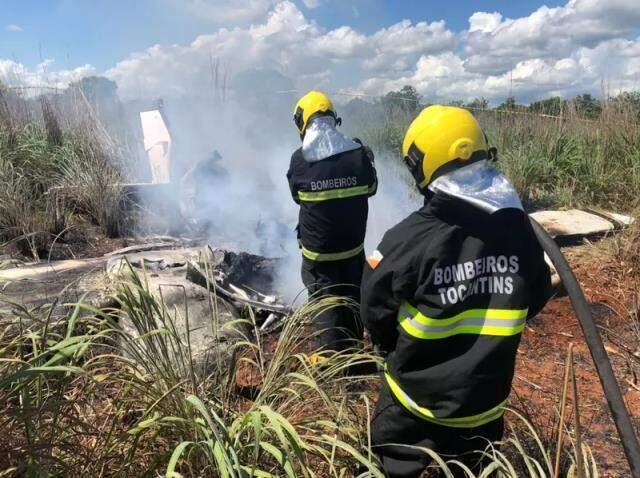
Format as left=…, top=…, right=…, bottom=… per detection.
left=235, top=242, right=640, bottom=476
left=514, top=245, right=640, bottom=476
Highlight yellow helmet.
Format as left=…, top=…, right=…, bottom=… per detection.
left=293, top=90, right=337, bottom=136
left=402, top=105, right=491, bottom=190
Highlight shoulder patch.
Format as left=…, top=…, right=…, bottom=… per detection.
left=367, top=249, right=384, bottom=269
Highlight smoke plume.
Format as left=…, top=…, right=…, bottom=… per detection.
left=131, top=78, right=420, bottom=304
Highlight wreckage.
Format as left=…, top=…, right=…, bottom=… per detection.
left=1, top=208, right=632, bottom=325
left=4, top=105, right=636, bottom=445
left=1, top=241, right=292, bottom=375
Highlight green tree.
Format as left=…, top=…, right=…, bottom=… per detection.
left=465, top=97, right=489, bottom=110
left=499, top=96, right=517, bottom=110
left=573, top=93, right=601, bottom=118
left=529, top=96, right=564, bottom=116
left=611, top=91, right=640, bottom=118
left=381, top=85, right=421, bottom=117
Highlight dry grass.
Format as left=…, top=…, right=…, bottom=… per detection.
left=0, top=88, right=130, bottom=259
left=0, top=269, right=601, bottom=477
left=351, top=95, right=640, bottom=212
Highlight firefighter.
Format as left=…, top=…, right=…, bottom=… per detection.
left=287, top=91, right=377, bottom=351
left=361, top=105, right=551, bottom=477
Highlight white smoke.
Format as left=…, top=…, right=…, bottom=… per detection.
left=133, top=88, right=420, bottom=305
left=365, top=153, right=422, bottom=253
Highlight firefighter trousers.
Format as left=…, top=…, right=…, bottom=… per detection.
left=301, top=252, right=365, bottom=351
left=371, top=382, right=504, bottom=478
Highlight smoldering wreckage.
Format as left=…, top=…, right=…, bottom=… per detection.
left=2, top=104, right=640, bottom=473
left=0, top=103, right=634, bottom=370
left=2, top=105, right=297, bottom=365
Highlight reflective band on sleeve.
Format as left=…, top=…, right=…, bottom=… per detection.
left=384, top=370, right=506, bottom=428
left=301, top=243, right=364, bottom=262
left=397, top=302, right=527, bottom=339
left=298, top=185, right=375, bottom=202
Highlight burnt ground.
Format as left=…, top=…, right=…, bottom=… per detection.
left=513, top=243, right=640, bottom=476
left=41, top=225, right=140, bottom=261
left=235, top=241, right=640, bottom=476
left=3, top=227, right=639, bottom=475
left=1, top=224, right=140, bottom=264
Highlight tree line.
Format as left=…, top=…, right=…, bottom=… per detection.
left=368, top=85, right=640, bottom=120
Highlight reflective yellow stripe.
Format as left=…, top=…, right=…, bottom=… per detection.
left=398, top=301, right=527, bottom=339
left=301, top=243, right=364, bottom=262
left=384, top=371, right=506, bottom=428
left=298, top=185, right=375, bottom=202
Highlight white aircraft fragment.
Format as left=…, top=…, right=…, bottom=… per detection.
left=140, top=109, right=171, bottom=184
left=530, top=209, right=615, bottom=240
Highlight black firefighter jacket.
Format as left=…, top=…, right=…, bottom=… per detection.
left=287, top=144, right=377, bottom=262
left=361, top=191, right=551, bottom=428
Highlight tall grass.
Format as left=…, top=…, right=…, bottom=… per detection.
left=479, top=109, right=640, bottom=210
left=0, top=266, right=382, bottom=476
left=0, top=89, right=129, bottom=258
left=347, top=101, right=640, bottom=212
left=0, top=270, right=600, bottom=477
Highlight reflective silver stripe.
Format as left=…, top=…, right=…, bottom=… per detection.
left=384, top=370, right=506, bottom=428
left=301, top=243, right=364, bottom=262
left=298, top=185, right=373, bottom=202
left=398, top=302, right=527, bottom=339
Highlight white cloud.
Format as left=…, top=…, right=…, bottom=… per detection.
left=5, top=24, right=23, bottom=33
left=105, top=1, right=456, bottom=98
left=363, top=36, right=640, bottom=103
left=468, top=12, right=501, bottom=33
left=463, top=0, right=640, bottom=74
left=0, top=59, right=94, bottom=90
left=101, top=0, right=640, bottom=103
left=363, top=20, right=455, bottom=75
left=311, top=26, right=368, bottom=58
left=1, top=0, right=639, bottom=104
left=359, top=0, right=640, bottom=102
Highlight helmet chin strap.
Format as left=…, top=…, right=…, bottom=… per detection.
left=404, top=142, right=427, bottom=191
left=404, top=155, right=423, bottom=185
left=405, top=145, right=500, bottom=194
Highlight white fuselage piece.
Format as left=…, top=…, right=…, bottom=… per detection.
left=140, top=109, right=172, bottom=184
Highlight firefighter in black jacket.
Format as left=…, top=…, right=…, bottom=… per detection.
left=287, top=91, right=377, bottom=351
left=361, top=105, right=551, bottom=477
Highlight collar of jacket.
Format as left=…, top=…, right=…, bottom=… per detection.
left=427, top=161, right=523, bottom=214
left=302, top=116, right=361, bottom=162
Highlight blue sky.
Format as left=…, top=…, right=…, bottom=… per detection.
left=0, top=0, right=569, bottom=70
left=0, top=0, right=638, bottom=103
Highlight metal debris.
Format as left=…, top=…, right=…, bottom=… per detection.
left=104, top=242, right=183, bottom=257
left=186, top=260, right=292, bottom=317
left=531, top=209, right=616, bottom=244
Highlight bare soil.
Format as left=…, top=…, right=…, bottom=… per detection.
left=514, top=243, right=640, bottom=476
left=235, top=241, right=640, bottom=476
left=4, top=226, right=639, bottom=475
left=45, top=225, right=140, bottom=261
